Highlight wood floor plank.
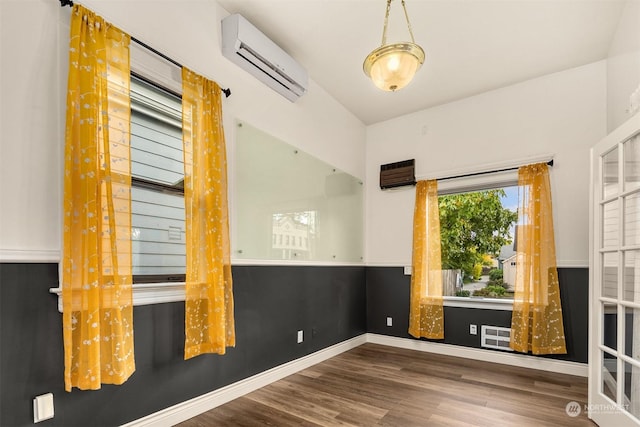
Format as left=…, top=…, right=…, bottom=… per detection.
left=271, top=379, right=389, bottom=421
left=177, top=343, right=595, bottom=427
left=246, top=384, right=354, bottom=426
left=190, top=397, right=322, bottom=427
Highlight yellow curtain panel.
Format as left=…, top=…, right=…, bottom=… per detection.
left=409, top=180, right=444, bottom=339
left=182, top=68, right=236, bottom=359
left=62, top=5, right=134, bottom=391
left=510, top=163, right=567, bottom=354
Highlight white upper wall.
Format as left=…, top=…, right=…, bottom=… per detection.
left=0, top=0, right=64, bottom=260
left=365, top=61, right=607, bottom=267
left=2, top=0, right=630, bottom=265
left=0, top=0, right=365, bottom=260
left=606, top=0, right=640, bottom=132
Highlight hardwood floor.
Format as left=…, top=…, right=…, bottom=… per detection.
left=177, top=343, right=595, bottom=426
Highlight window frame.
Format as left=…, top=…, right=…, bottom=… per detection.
left=130, top=73, right=187, bottom=285
left=52, top=42, right=194, bottom=311
left=435, top=169, right=520, bottom=310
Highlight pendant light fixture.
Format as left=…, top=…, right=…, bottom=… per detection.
left=363, top=0, right=424, bottom=92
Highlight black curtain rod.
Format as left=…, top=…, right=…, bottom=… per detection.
left=58, top=0, right=231, bottom=98
left=437, top=159, right=554, bottom=182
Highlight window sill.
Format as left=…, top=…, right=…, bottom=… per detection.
left=443, top=296, right=513, bottom=311
left=50, top=287, right=515, bottom=313
left=49, top=282, right=186, bottom=313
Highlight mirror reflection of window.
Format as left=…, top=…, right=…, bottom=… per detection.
left=271, top=211, right=317, bottom=259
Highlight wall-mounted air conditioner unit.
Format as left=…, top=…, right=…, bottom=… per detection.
left=221, top=13, right=308, bottom=102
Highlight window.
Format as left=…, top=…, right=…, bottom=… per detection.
left=439, top=185, right=518, bottom=300
left=52, top=45, right=197, bottom=310
left=130, top=76, right=186, bottom=283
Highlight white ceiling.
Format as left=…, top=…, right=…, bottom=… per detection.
left=216, top=0, right=626, bottom=125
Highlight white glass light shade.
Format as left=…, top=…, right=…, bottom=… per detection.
left=363, top=42, right=425, bottom=91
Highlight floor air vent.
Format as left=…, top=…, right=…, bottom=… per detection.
left=481, top=325, right=513, bottom=351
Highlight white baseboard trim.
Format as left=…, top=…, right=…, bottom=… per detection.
left=123, top=333, right=588, bottom=426
left=121, top=335, right=367, bottom=427
left=366, top=333, right=588, bottom=377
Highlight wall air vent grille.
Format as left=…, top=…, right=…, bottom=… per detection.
left=481, top=325, right=513, bottom=351
left=380, top=159, right=416, bottom=190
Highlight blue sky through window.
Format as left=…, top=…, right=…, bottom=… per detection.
left=501, top=186, right=518, bottom=212
left=501, top=186, right=518, bottom=242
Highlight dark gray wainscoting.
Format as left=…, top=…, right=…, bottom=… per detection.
left=1, top=263, right=587, bottom=426
left=366, top=266, right=588, bottom=363
left=0, top=264, right=366, bottom=427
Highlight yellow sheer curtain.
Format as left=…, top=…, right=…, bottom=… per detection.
left=62, top=5, right=134, bottom=391
left=182, top=68, right=235, bottom=359
left=409, top=180, right=444, bottom=339
left=510, top=163, right=566, bottom=354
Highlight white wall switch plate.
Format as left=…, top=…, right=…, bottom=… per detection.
left=33, top=393, right=54, bottom=423
left=403, top=266, right=412, bottom=275
left=469, top=324, right=477, bottom=335
left=297, top=330, right=303, bottom=343
left=386, top=317, right=393, bottom=327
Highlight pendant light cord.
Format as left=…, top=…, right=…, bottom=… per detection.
left=401, top=0, right=417, bottom=44
left=381, top=0, right=417, bottom=45
left=381, top=0, right=392, bottom=45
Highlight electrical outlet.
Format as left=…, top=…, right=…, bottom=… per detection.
left=386, top=317, right=393, bottom=327
left=469, top=324, right=477, bottom=335
left=297, top=330, right=303, bottom=343
left=33, top=393, right=54, bottom=423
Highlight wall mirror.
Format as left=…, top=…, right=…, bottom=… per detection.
left=234, top=121, right=363, bottom=263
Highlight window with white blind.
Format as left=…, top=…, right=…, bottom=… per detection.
left=51, top=45, right=190, bottom=309
left=130, top=76, right=186, bottom=283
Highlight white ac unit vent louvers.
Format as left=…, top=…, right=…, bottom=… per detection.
left=481, top=325, right=513, bottom=352
left=221, top=14, right=308, bottom=102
